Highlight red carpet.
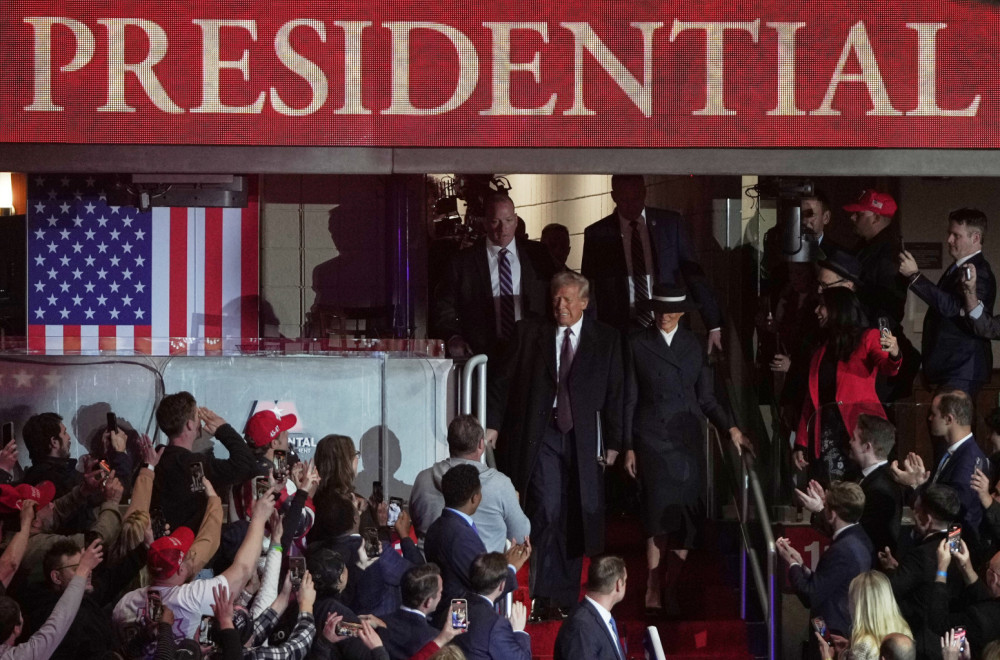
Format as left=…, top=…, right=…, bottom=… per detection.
left=519, top=516, right=752, bottom=660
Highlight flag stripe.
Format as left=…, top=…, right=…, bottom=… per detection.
left=169, top=207, right=188, bottom=342
left=64, top=325, right=80, bottom=353
left=187, top=209, right=198, bottom=344
left=205, top=207, right=223, bottom=345
left=99, top=325, right=116, bottom=352
left=151, top=207, right=171, bottom=354
left=241, top=201, right=259, bottom=342
left=221, top=208, right=243, bottom=348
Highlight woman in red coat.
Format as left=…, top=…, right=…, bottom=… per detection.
left=793, top=287, right=901, bottom=484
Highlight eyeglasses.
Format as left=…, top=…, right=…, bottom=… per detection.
left=818, top=278, right=848, bottom=290
left=54, top=563, right=79, bottom=571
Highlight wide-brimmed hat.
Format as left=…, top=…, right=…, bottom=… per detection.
left=637, top=284, right=700, bottom=314
left=817, top=250, right=862, bottom=285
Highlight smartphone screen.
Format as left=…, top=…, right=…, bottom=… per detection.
left=948, top=524, right=962, bottom=553
left=273, top=450, right=288, bottom=481
left=362, top=527, right=382, bottom=557
left=811, top=616, right=828, bottom=640
left=451, top=599, right=469, bottom=629
left=190, top=461, right=206, bottom=493
left=150, top=507, right=168, bottom=539
left=387, top=496, right=403, bottom=526
left=954, top=628, right=967, bottom=652
left=1, top=422, right=12, bottom=446
left=334, top=621, right=362, bottom=638
left=371, top=480, right=384, bottom=505
left=289, top=556, right=306, bottom=589
left=106, top=412, right=117, bottom=434
left=147, top=590, right=162, bottom=623
left=255, top=476, right=270, bottom=500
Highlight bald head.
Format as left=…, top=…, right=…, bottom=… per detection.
left=880, top=633, right=916, bottom=660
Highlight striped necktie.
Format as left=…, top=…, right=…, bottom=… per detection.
left=630, top=221, right=652, bottom=326
left=498, top=248, right=515, bottom=340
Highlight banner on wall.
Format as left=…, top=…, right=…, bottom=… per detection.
left=26, top=174, right=260, bottom=355
left=3, top=1, right=1000, bottom=148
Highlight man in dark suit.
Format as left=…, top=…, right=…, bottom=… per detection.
left=433, top=193, right=557, bottom=360
left=455, top=553, right=530, bottom=660
left=777, top=481, right=872, bottom=638
left=487, top=270, right=624, bottom=619
left=959, top=259, right=1000, bottom=340
left=377, top=564, right=442, bottom=660
left=899, top=208, right=995, bottom=396
left=554, top=555, right=628, bottom=660
left=891, top=389, right=987, bottom=545
left=423, top=465, right=529, bottom=626
left=581, top=175, right=722, bottom=352
left=879, top=485, right=963, bottom=660
left=928, top=540, right=1000, bottom=655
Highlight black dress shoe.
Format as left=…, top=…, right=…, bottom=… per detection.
left=528, top=598, right=551, bottom=623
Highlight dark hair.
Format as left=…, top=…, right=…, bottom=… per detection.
left=469, top=553, right=509, bottom=594
left=987, top=407, right=1000, bottom=435
left=311, top=491, right=358, bottom=540
left=22, top=412, right=63, bottom=462
left=826, top=481, right=865, bottom=524
left=43, top=539, right=82, bottom=586
left=803, top=189, right=831, bottom=215
left=0, top=597, right=20, bottom=642
left=314, top=435, right=356, bottom=498
left=155, top=392, right=197, bottom=439
left=306, top=547, right=347, bottom=597
left=855, top=414, right=896, bottom=460
left=610, top=174, right=645, bottom=191
left=949, top=208, right=988, bottom=244
left=818, top=287, right=868, bottom=362
left=401, top=563, right=441, bottom=609
left=918, top=484, right=960, bottom=524
left=541, top=223, right=569, bottom=239
left=441, top=464, right=481, bottom=509
left=587, top=555, right=626, bottom=594
left=447, top=415, right=484, bottom=457
left=936, top=389, right=973, bottom=426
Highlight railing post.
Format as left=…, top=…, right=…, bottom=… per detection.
left=740, top=455, right=748, bottom=620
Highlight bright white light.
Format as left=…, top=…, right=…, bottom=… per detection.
left=0, top=173, right=12, bottom=210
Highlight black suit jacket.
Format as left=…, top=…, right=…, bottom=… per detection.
left=377, top=608, right=438, bottom=660
left=911, top=252, right=996, bottom=385
left=581, top=208, right=721, bottom=333
left=454, top=593, right=531, bottom=660
left=932, top=436, right=988, bottom=538
left=423, top=509, right=516, bottom=626
left=788, top=524, right=872, bottom=636
left=432, top=237, right=556, bottom=357
left=859, top=463, right=903, bottom=555
left=856, top=227, right=908, bottom=325
left=488, top=316, right=624, bottom=555
left=554, top=598, right=622, bottom=660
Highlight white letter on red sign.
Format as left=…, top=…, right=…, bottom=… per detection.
left=334, top=21, right=373, bottom=115
left=24, top=17, right=95, bottom=111
left=669, top=20, right=759, bottom=117
left=561, top=22, right=662, bottom=118
left=383, top=22, right=479, bottom=115
left=271, top=20, right=328, bottom=117
left=480, top=22, right=556, bottom=116
left=97, top=19, right=183, bottom=114
left=906, top=23, right=979, bottom=117
left=813, top=21, right=901, bottom=116
left=191, top=19, right=266, bottom=114
left=765, top=22, right=807, bottom=117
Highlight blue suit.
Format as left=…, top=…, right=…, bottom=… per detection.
left=932, top=436, right=988, bottom=540
left=788, top=524, right=872, bottom=636
left=377, top=608, right=438, bottom=660
left=424, top=509, right=516, bottom=625
left=582, top=207, right=722, bottom=333
left=554, top=598, right=623, bottom=660
left=455, top=593, right=531, bottom=660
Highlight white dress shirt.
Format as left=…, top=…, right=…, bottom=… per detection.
left=659, top=324, right=680, bottom=347
left=553, top=316, right=585, bottom=406
left=584, top=596, right=622, bottom=659
left=487, top=240, right=523, bottom=335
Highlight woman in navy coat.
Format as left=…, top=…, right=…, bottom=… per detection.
left=623, top=284, right=751, bottom=615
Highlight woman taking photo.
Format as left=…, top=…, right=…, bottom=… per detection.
left=623, top=284, right=752, bottom=616
left=793, top=287, right=900, bottom=484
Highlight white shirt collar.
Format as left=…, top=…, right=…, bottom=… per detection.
left=832, top=522, right=858, bottom=540
left=862, top=460, right=887, bottom=478
left=585, top=596, right=614, bottom=626
left=617, top=208, right=647, bottom=229
left=659, top=325, right=680, bottom=346
left=445, top=507, right=476, bottom=529
left=400, top=606, right=428, bottom=619
left=487, top=240, right=517, bottom=257
left=948, top=433, right=973, bottom=453
left=955, top=251, right=982, bottom=268
left=558, top=315, right=585, bottom=340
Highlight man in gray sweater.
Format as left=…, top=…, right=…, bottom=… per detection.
left=0, top=537, right=102, bottom=660
left=410, top=415, right=529, bottom=553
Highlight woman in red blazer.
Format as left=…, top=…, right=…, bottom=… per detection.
left=793, top=287, right=901, bottom=484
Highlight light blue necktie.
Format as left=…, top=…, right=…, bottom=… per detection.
left=934, top=451, right=952, bottom=483
left=609, top=617, right=624, bottom=660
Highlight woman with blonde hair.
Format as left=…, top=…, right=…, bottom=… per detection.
left=843, top=571, right=912, bottom=660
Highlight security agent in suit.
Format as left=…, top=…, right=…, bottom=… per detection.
left=776, top=481, right=873, bottom=640
left=959, top=261, right=1000, bottom=339
left=486, top=271, right=625, bottom=619
left=433, top=193, right=557, bottom=360
left=890, top=389, right=987, bottom=548
left=423, top=465, right=530, bottom=627
left=377, top=564, right=442, bottom=660
left=455, top=553, right=530, bottom=660
left=899, top=207, right=996, bottom=397
left=554, top=555, right=629, bottom=660
left=581, top=174, right=723, bottom=353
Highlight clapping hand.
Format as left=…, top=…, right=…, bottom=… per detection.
left=890, top=452, right=929, bottom=488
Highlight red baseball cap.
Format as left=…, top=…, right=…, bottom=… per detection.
left=0, top=481, right=56, bottom=513
left=245, top=409, right=297, bottom=448
left=148, top=527, right=195, bottom=579
left=843, top=190, right=897, bottom=218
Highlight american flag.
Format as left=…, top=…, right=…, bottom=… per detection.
left=26, top=174, right=259, bottom=355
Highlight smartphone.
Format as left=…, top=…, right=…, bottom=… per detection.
left=97, top=459, right=112, bottom=486
left=1, top=422, right=12, bottom=446
left=948, top=524, right=962, bottom=553
left=254, top=476, right=271, bottom=500
left=289, top=556, right=306, bottom=589
left=877, top=316, right=890, bottom=337
left=272, top=450, right=288, bottom=481
left=83, top=530, right=102, bottom=548
left=954, top=627, right=967, bottom=652
left=976, top=456, right=991, bottom=475
left=362, top=527, right=382, bottom=557
left=334, top=621, right=362, bottom=638
left=106, top=412, right=118, bottom=434
left=451, top=598, right=469, bottom=630
left=189, top=461, right=206, bottom=493
left=150, top=507, right=168, bottom=539
left=387, top=496, right=404, bottom=526
left=371, top=481, right=384, bottom=505
left=965, top=264, right=973, bottom=281
left=147, top=590, right=162, bottom=623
